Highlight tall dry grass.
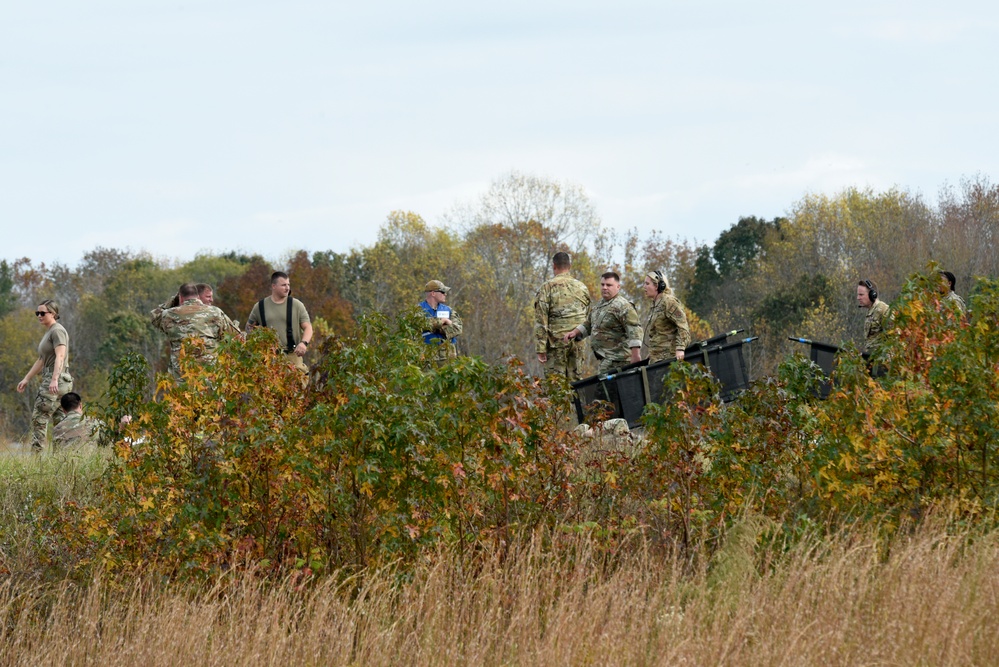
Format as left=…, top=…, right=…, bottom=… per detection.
left=0, top=447, right=108, bottom=581
left=1, top=518, right=997, bottom=666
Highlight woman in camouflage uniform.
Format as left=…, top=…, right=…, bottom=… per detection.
left=16, top=299, right=74, bottom=451
left=642, top=271, right=691, bottom=364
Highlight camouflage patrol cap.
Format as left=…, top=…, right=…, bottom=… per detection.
left=424, top=280, right=451, bottom=293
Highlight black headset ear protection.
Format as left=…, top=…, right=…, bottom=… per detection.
left=863, top=279, right=878, bottom=302
left=654, top=270, right=667, bottom=294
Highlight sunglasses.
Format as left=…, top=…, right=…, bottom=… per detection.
left=35, top=311, right=49, bottom=317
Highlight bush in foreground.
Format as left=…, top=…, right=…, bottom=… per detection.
left=53, top=314, right=581, bottom=579
left=34, top=272, right=999, bottom=582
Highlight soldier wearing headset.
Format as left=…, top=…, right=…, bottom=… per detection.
left=642, top=270, right=691, bottom=363
left=857, top=279, right=890, bottom=355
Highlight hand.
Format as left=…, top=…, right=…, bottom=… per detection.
left=295, top=342, right=308, bottom=357
left=17, top=379, right=27, bottom=393
left=676, top=349, right=685, bottom=361
left=629, top=347, right=642, bottom=364
left=439, top=317, right=452, bottom=327
left=537, top=353, right=547, bottom=364
left=48, top=378, right=59, bottom=394
left=563, top=330, right=578, bottom=343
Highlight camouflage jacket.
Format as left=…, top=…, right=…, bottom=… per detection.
left=644, top=292, right=691, bottom=363
left=864, top=299, right=891, bottom=352
left=52, top=411, right=101, bottom=448
left=152, top=298, right=241, bottom=375
left=534, top=274, right=590, bottom=353
left=576, top=294, right=643, bottom=364
left=420, top=301, right=462, bottom=362
left=945, top=291, right=967, bottom=314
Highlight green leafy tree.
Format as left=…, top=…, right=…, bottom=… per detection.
left=0, top=260, right=16, bottom=319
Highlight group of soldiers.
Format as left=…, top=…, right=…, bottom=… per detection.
left=152, top=254, right=957, bottom=398
left=534, top=252, right=691, bottom=381
left=150, top=273, right=465, bottom=377
left=536, top=255, right=969, bottom=384
left=151, top=252, right=689, bottom=385
left=20, top=252, right=968, bottom=453
left=150, top=273, right=314, bottom=376
left=857, top=270, right=966, bottom=361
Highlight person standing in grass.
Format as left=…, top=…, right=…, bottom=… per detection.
left=16, top=299, right=73, bottom=451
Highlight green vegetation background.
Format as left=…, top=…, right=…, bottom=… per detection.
left=3, top=173, right=996, bottom=441
left=1, top=173, right=998, bottom=585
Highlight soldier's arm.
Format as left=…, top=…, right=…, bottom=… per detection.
left=668, top=300, right=691, bottom=352
left=220, top=311, right=242, bottom=336
left=150, top=301, right=172, bottom=330
left=442, top=309, right=462, bottom=338
left=562, top=305, right=593, bottom=341
left=533, top=288, right=551, bottom=354
left=872, top=303, right=891, bottom=335
left=245, top=304, right=261, bottom=333
left=622, top=303, right=643, bottom=351
left=579, top=297, right=593, bottom=338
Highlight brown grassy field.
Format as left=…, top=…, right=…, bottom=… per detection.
left=1, top=514, right=997, bottom=666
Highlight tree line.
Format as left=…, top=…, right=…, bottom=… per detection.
left=2, top=171, right=998, bottom=440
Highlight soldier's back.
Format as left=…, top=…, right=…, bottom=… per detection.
left=540, top=275, right=590, bottom=331
left=52, top=412, right=100, bottom=449
left=163, top=302, right=227, bottom=341
left=161, top=301, right=234, bottom=374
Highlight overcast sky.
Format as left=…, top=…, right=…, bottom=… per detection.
left=3, top=0, right=997, bottom=268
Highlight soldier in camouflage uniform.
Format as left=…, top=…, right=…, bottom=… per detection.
left=938, top=271, right=967, bottom=314
left=857, top=279, right=890, bottom=354
left=152, top=283, right=242, bottom=377
left=17, top=299, right=73, bottom=451
left=642, top=270, right=691, bottom=364
left=420, top=280, right=463, bottom=365
left=534, top=252, right=591, bottom=381
left=52, top=392, right=102, bottom=449
left=564, top=272, right=643, bottom=375
left=152, top=284, right=241, bottom=333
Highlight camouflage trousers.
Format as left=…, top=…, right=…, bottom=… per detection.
left=283, top=351, right=308, bottom=372
left=30, top=370, right=74, bottom=451
left=424, top=340, right=458, bottom=368
left=596, top=355, right=629, bottom=376
left=543, top=342, right=585, bottom=382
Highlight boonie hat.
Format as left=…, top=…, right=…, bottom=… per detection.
left=424, top=280, right=451, bottom=293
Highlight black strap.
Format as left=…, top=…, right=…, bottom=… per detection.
left=285, top=298, right=295, bottom=354
left=257, top=298, right=296, bottom=354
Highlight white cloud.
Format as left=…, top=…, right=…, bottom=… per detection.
left=860, top=19, right=970, bottom=44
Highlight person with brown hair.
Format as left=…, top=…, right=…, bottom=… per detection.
left=245, top=272, right=313, bottom=371
left=534, top=252, right=590, bottom=380
left=16, top=299, right=74, bottom=451
left=564, top=272, right=643, bottom=375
